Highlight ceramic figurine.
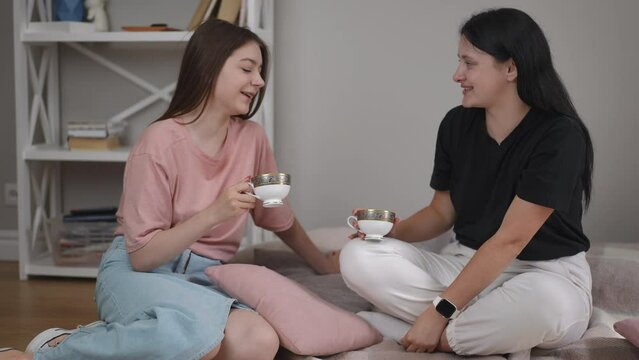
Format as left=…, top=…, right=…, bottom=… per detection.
left=85, top=0, right=109, bottom=31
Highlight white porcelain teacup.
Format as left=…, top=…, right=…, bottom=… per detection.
left=250, top=173, right=291, bottom=208
left=347, top=209, right=396, bottom=240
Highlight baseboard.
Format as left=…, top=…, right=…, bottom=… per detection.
left=0, top=229, right=18, bottom=261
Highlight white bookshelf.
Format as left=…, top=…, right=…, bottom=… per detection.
left=13, top=0, right=275, bottom=279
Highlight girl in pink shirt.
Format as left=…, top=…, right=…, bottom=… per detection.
left=8, top=19, right=339, bottom=360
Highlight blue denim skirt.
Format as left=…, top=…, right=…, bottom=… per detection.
left=36, top=236, right=248, bottom=360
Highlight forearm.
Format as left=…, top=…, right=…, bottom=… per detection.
left=438, top=196, right=552, bottom=311
left=128, top=180, right=257, bottom=272
left=129, top=208, right=223, bottom=272
left=275, top=218, right=333, bottom=274
left=439, top=235, right=525, bottom=310
left=393, top=206, right=454, bottom=243
left=401, top=234, right=524, bottom=354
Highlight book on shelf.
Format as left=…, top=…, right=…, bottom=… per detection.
left=202, top=0, right=221, bottom=25
left=188, top=0, right=244, bottom=30
left=63, top=213, right=117, bottom=222
left=187, top=0, right=214, bottom=30
left=238, top=0, right=248, bottom=27
left=217, top=0, right=242, bottom=24
left=67, top=121, right=124, bottom=138
left=68, top=135, right=121, bottom=151
left=69, top=206, right=118, bottom=216
left=67, top=129, right=109, bottom=138
left=53, top=218, right=117, bottom=266
left=67, top=121, right=120, bottom=129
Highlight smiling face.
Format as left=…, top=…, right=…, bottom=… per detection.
left=452, top=36, right=515, bottom=109
left=210, top=41, right=265, bottom=117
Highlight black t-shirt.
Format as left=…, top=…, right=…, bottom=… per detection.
left=430, top=106, right=590, bottom=260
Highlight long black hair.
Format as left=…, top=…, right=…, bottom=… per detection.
left=156, top=18, right=269, bottom=123
left=461, top=8, right=594, bottom=208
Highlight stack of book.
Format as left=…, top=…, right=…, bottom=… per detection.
left=63, top=206, right=118, bottom=223
left=67, top=121, right=124, bottom=151
left=53, top=206, right=118, bottom=267
left=187, top=0, right=245, bottom=30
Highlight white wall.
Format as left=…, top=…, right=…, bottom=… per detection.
left=0, top=0, right=17, bottom=230
left=2, top=1, right=637, bottom=248
left=274, top=0, right=639, bottom=244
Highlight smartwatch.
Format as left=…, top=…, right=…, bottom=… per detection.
left=433, top=296, right=460, bottom=320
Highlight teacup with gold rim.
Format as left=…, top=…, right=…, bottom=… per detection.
left=250, top=173, right=291, bottom=208
left=346, top=209, right=396, bottom=240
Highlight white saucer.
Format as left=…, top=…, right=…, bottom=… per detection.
left=262, top=199, right=284, bottom=208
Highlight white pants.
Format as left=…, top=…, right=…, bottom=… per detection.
left=339, top=237, right=593, bottom=356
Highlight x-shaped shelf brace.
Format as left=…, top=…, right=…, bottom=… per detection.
left=66, top=43, right=176, bottom=124
left=30, top=165, right=52, bottom=252
left=26, top=43, right=55, bottom=252
left=65, top=42, right=176, bottom=125
left=27, top=46, right=53, bottom=146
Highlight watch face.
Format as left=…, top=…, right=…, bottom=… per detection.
left=435, top=298, right=457, bottom=318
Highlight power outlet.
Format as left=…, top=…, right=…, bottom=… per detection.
left=4, top=183, right=17, bottom=206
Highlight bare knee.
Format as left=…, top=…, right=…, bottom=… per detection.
left=217, top=310, right=279, bottom=360
left=199, top=344, right=221, bottom=360
left=246, top=321, right=279, bottom=359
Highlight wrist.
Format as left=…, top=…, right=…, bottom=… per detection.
left=432, top=295, right=461, bottom=320
left=422, top=304, right=449, bottom=324
left=388, top=220, right=403, bottom=239
left=308, top=251, right=334, bottom=274
left=205, top=203, right=224, bottom=228
left=313, top=262, right=331, bottom=275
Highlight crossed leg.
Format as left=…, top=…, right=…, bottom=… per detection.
left=214, top=309, right=279, bottom=360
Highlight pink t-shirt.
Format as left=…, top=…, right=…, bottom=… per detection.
left=115, top=118, right=294, bottom=261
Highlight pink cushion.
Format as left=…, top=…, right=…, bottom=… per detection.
left=205, top=264, right=382, bottom=355
left=614, top=318, right=639, bottom=348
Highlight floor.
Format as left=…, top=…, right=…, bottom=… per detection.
left=0, top=261, right=97, bottom=351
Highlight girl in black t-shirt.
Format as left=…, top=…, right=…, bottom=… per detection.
left=340, top=8, right=594, bottom=356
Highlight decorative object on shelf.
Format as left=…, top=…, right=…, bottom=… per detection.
left=55, top=0, right=85, bottom=21
left=85, top=0, right=109, bottom=31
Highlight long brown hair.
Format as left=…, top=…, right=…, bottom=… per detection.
left=156, top=19, right=269, bottom=123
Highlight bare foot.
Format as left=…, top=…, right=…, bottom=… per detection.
left=45, top=335, right=68, bottom=348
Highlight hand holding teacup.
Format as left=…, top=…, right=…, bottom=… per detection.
left=247, top=172, right=291, bottom=208
left=347, top=208, right=398, bottom=241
